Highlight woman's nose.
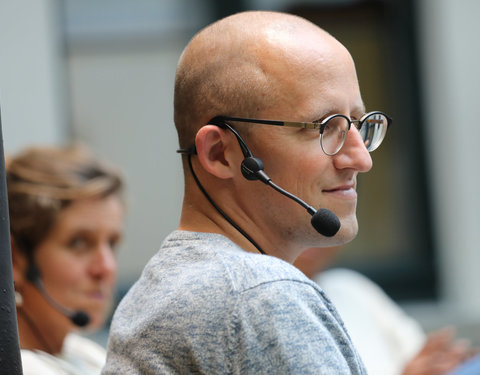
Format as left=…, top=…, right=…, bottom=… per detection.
left=89, top=244, right=117, bottom=279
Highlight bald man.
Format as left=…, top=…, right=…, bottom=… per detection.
left=103, top=11, right=391, bottom=374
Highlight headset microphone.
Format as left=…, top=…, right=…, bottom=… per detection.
left=241, top=156, right=341, bottom=237
left=26, top=263, right=90, bottom=327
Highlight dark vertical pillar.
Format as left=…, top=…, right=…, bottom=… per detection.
left=210, top=0, right=248, bottom=21
left=0, top=109, right=23, bottom=374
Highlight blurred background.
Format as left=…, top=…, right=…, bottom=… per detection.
left=1, top=0, right=479, bottom=345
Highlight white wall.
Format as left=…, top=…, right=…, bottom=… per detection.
left=67, top=44, right=185, bottom=282
left=0, top=0, right=66, bottom=153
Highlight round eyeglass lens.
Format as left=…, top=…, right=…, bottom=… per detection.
left=320, top=114, right=350, bottom=155
left=359, top=113, right=388, bottom=152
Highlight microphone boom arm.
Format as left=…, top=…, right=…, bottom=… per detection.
left=266, top=180, right=316, bottom=216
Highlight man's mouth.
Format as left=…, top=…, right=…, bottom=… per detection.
left=322, top=184, right=357, bottom=198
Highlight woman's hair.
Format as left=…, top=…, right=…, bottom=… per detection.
left=6, top=144, right=124, bottom=256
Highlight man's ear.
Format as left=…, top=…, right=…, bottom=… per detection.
left=195, top=125, right=239, bottom=179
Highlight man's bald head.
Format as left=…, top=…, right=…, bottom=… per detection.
left=173, top=11, right=341, bottom=149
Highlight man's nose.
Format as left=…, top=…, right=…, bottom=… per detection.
left=332, top=126, right=373, bottom=172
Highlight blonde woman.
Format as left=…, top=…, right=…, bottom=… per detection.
left=8, top=145, right=125, bottom=375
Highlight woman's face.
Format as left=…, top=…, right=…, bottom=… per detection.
left=32, top=195, right=124, bottom=331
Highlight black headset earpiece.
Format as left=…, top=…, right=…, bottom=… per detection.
left=25, top=261, right=41, bottom=284
left=241, top=157, right=263, bottom=180
left=241, top=157, right=272, bottom=184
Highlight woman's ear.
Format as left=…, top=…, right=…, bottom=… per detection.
left=11, top=237, right=29, bottom=286
left=195, top=125, right=239, bottom=179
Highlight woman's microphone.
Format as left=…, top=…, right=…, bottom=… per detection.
left=25, top=263, right=90, bottom=327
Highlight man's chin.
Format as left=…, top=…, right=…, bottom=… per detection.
left=332, top=216, right=359, bottom=244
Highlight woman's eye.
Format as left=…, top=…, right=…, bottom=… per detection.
left=68, top=236, right=89, bottom=250
left=109, top=239, right=117, bottom=250
left=109, top=236, right=122, bottom=252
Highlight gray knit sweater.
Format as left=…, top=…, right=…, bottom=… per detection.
left=102, top=231, right=366, bottom=374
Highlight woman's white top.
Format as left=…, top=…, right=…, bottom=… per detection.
left=21, top=333, right=106, bottom=375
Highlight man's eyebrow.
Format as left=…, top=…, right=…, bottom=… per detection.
left=312, top=104, right=366, bottom=122
left=353, top=103, right=367, bottom=116
left=311, top=107, right=338, bottom=122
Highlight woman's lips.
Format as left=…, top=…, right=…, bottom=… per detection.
left=88, top=291, right=107, bottom=301
left=85, top=287, right=112, bottom=303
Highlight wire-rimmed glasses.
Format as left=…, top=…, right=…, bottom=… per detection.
left=210, top=111, right=392, bottom=156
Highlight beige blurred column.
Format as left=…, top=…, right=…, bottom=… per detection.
left=417, top=0, right=480, bottom=321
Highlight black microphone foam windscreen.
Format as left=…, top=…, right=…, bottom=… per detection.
left=71, top=311, right=90, bottom=327
left=311, top=208, right=341, bottom=237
